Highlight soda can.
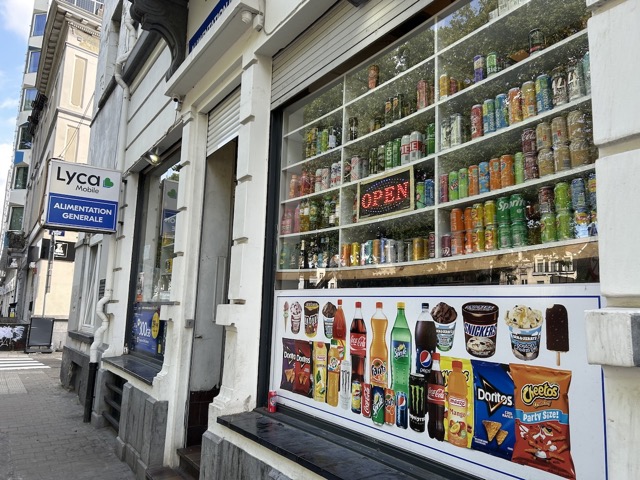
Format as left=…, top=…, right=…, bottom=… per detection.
left=449, top=77, right=459, bottom=96
left=514, top=152, right=525, bottom=184
left=331, top=162, right=341, bottom=187
left=486, top=51, right=502, bottom=76
left=535, top=74, right=553, bottom=112
left=464, top=229, right=473, bottom=254
left=464, top=207, right=473, bottom=232
left=449, top=171, right=459, bottom=201
left=537, top=148, right=555, bottom=177
left=485, top=224, right=496, bottom=251
left=377, top=144, right=386, bottom=173
left=409, top=373, right=426, bottom=433
left=450, top=114, right=464, bottom=147
left=496, top=196, right=511, bottom=225
left=473, top=54, right=486, bottom=83
left=417, top=79, right=429, bottom=110
left=401, top=135, right=411, bottom=165
left=511, top=221, right=529, bottom=247
left=587, top=172, right=597, bottom=210
left=379, top=237, right=387, bottom=264
left=368, top=64, right=380, bottom=89
left=428, top=232, right=436, bottom=258
left=556, top=210, right=573, bottom=240
left=495, top=93, right=509, bottom=130
left=498, top=224, right=512, bottom=249
left=416, top=180, right=426, bottom=209
left=321, top=168, right=331, bottom=190
left=425, top=179, right=435, bottom=206
left=570, top=138, right=591, bottom=168
left=384, top=97, right=393, bottom=125
left=372, top=386, right=385, bottom=425
left=412, top=237, right=425, bottom=261
left=574, top=208, right=590, bottom=238
left=468, top=165, right=479, bottom=196
left=522, top=81, right=537, bottom=119
left=393, top=137, right=402, bottom=167
left=525, top=152, right=540, bottom=180
left=536, top=122, right=553, bottom=150
left=384, top=388, right=396, bottom=426
left=350, top=157, right=361, bottom=182
left=483, top=99, right=496, bottom=134
left=567, top=60, right=585, bottom=101
left=479, top=162, right=490, bottom=193
left=554, top=182, right=571, bottom=211
left=471, top=104, right=483, bottom=139
left=538, top=186, right=555, bottom=213
left=554, top=145, right=571, bottom=171
left=385, top=141, right=394, bottom=170
left=439, top=173, right=449, bottom=203
left=489, top=158, right=501, bottom=191
left=426, top=123, right=436, bottom=155
left=551, top=66, right=568, bottom=106
left=471, top=203, right=484, bottom=229
left=439, top=73, right=450, bottom=99
left=410, top=131, right=424, bottom=162
left=541, top=212, right=557, bottom=243
left=396, top=391, right=408, bottom=429
left=529, top=28, right=545, bottom=54
left=571, top=177, right=587, bottom=209
left=384, top=239, right=397, bottom=264
left=441, top=234, right=452, bottom=257
left=567, top=110, right=587, bottom=141
left=551, top=116, right=569, bottom=146
left=484, top=200, right=497, bottom=226
left=450, top=208, right=464, bottom=232
left=372, top=239, right=381, bottom=264
left=350, top=242, right=360, bottom=266
left=500, top=155, right=515, bottom=188
left=510, top=194, right=526, bottom=223
left=451, top=232, right=465, bottom=256
left=351, top=380, right=362, bottom=414
left=440, top=118, right=451, bottom=150
left=521, top=128, right=537, bottom=155
left=472, top=228, right=486, bottom=252
left=458, top=168, right=469, bottom=198
left=362, top=383, right=372, bottom=418
left=341, top=243, right=351, bottom=267
left=508, top=87, right=523, bottom=124
left=361, top=241, right=371, bottom=266
left=268, top=390, right=277, bottom=413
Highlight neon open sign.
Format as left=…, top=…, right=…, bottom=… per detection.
left=358, top=166, right=415, bottom=220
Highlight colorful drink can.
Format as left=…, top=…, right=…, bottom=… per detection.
left=471, top=104, right=483, bottom=138
left=521, top=128, right=537, bottom=155
left=362, top=383, right=372, bottom=418
left=567, top=59, right=585, bottom=101
left=426, top=123, right=436, bottom=155
left=529, top=28, right=545, bottom=54
left=551, top=115, right=569, bottom=146
left=450, top=114, right=463, bottom=147
left=417, top=79, right=429, bottom=110
left=368, top=65, right=380, bottom=89
left=538, top=186, right=555, bottom=213
left=567, top=110, right=587, bottom=141
left=472, top=228, right=486, bottom=252
left=393, top=94, right=405, bottom=122
left=439, top=173, right=449, bottom=203
left=554, top=145, right=571, bottom=171
left=522, top=81, right=537, bottom=119
left=535, top=74, right=553, bottom=112
left=541, top=212, right=557, bottom=243
left=458, top=167, right=469, bottom=198
left=440, top=118, right=451, bottom=150
left=372, top=385, right=385, bottom=425
left=413, top=237, right=425, bottom=261
left=409, top=374, right=426, bottom=432
left=496, top=196, right=511, bottom=225
left=409, top=131, right=423, bottom=162
left=511, top=221, right=528, bottom=247
left=350, top=242, right=361, bottom=266
left=372, top=239, right=381, bottom=264
left=514, top=152, right=525, bottom=184
left=554, top=182, right=571, bottom=211
left=361, top=241, right=372, bottom=266
left=425, top=178, right=435, bottom=207
left=464, top=207, right=474, bottom=232
left=510, top=194, right=526, bottom=223
left=450, top=208, right=465, bottom=232
left=384, top=388, right=396, bottom=426
left=536, top=122, right=552, bottom=150
left=428, top=232, right=436, bottom=258
left=551, top=66, right=568, bottom=106
left=571, top=177, right=587, bottom=209
left=483, top=200, right=497, bottom=226
left=441, top=234, right=452, bottom=257
left=341, top=243, right=351, bottom=267
left=498, top=224, right=512, bottom=249
left=485, top=225, right=496, bottom=251
left=464, top=230, right=473, bottom=254
left=451, top=232, right=465, bottom=256
left=574, top=208, right=590, bottom=238
left=494, top=93, right=509, bottom=130
left=486, top=51, right=502, bottom=76
left=508, top=87, right=523, bottom=124
left=449, top=77, right=459, bottom=96
left=556, top=210, right=573, bottom=240
left=439, top=73, right=450, bottom=99
left=479, top=162, right=490, bottom=193
left=500, top=154, right=515, bottom=188
left=401, top=135, right=411, bottom=165
left=385, top=141, right=394, bottom=169
left=537, top=148, right=555, bottom=177
left=524, top=152, right=540, bottom=180
left=489, top=158, right=501, bottom=191
left=416, top=180, right=426, bottom=209
left=377, top=144, right=386, bottom=173
left=393, top=137, right=402, bottom=167
left=473, top=55, right=486, bottom=83
left=483, top=99, right=496, bottom=134
left=396, top=391, right=408, bottom=429
left=449, top=171, right=459, bottom=201
left=468, top=165, right=479, bottom=196
left=587, top=172, right=597, bottom=209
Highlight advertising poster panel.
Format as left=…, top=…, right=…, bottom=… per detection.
left=131, top=303, right=165, bottom=356
left=270, top=284, right=605, bottom=480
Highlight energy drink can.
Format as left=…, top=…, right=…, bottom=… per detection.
left=473, top=55, right=486, bottom=83
left=409, top=373, right=426, bottom=432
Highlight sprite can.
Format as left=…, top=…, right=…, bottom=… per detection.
left=511, top=222, right=529, bottom=247
left=372, top=385, right=385, bottom=425
left=498, top=224, right=512, bottom=249
left=496, top=196, right=511, bottom=225
left=509, top=194, right=526, bottom=223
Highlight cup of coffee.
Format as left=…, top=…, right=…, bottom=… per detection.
left=462, top=302, right=499, bottom=358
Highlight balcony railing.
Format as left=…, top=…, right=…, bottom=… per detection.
left=65, top=0, right=104, bottom=16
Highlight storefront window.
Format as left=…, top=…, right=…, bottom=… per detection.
left=270, top=1, right=604, bottom=479
left=128, top=154, right=180, bottom=359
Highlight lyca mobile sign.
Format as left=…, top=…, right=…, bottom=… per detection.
left=44, top=159, right=121, bottom=233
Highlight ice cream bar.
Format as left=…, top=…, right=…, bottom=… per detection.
left=546, top=304, right=569, bottom=366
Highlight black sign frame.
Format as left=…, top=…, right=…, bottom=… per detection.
left=357, top=166, right=414, bottom=221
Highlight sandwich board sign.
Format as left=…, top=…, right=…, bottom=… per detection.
left=43, top=159, right=121, bottom=233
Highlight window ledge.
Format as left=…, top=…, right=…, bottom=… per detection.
left=68, top=330, right=94, bottom=344
left=102, top=354, right=162, bottom=385
left=218, top=408, right=482, bottom=480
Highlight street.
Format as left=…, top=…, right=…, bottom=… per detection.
left=0, top=351, right=135, bottom=480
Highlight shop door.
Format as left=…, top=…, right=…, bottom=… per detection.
left=185, top=139, right=237, bottom=446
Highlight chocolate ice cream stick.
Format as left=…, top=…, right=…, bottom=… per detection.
left=546, top=304, right=569, bottom=366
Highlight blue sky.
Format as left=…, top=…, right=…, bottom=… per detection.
left=0, top=0, right=35, bottom=223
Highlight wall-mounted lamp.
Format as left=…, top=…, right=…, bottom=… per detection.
left=146, top=148, right=162, bottom=166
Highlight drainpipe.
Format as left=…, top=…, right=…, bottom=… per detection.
left=84, top=14, right=136, bottom=423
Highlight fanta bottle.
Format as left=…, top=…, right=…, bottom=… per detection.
left=369, top=302, right=388, bottom=388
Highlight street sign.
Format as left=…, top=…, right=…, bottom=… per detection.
left=43, top=159, right=121, bottom=233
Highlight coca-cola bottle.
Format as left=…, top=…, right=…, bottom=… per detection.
left=350, top=301, right=367, bottom=414
left=427, top=352, right=445, bottom=441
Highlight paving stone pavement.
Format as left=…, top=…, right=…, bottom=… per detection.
left=0, top=351, right=136, bottom=480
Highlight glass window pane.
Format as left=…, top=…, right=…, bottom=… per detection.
left=22, top=88, right=37, bottom=111
left=18, top=126, right=32, bottom=150
left=28, top=51, right=40, bottom=73
left=32, top=14, right=46, bottom=36
left=9, top=207, right=23, bottom=231
left=14, top=167, right=28, bottom=189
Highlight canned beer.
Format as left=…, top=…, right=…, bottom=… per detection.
left=508, top=87, right=523, bottom=124
left=439, top=73, right=450, bottom=99
left=489, top=158, right=501, bottom=191
left=393, top=137, right=402, bottom=167
left=440, top=118, right=451, bottom=150
left=426, top=123, right=436, bottom=155
left=567, top=60, right=585, bottom=101
left=450, top=114, right=464, bottom=147
left=551, top=116, right=569, bottom=146
left=385, top=141, right=394, bottom=170
left=567, top=110, right=587, bottom=141
left=500, top=155, right=515, bottom=188
left=537, top=148, right=555, bottom=177
left=473, top=54, right=486, bottom=83
left=483, top=200, right=497, bottom=226
left=401, top=135, right=411, bottom=165
left=495, top=93, right=509, bottom=130
left=410, top=131, right=424, bottom=162
left=536, top=122, right=552, bottom=150
left=471, top=104, right=483, bottom=138
left=521, top=81, right=537, bottom=119
left=372, top=239, right=381, bottom=264
left=384, top=239, right=397, bottom=264
left=535, top=74, right=553, bottom=112
left=469, top=165, right=479, bottom=196
left=486, top=51, right=502, bottom=76
left=409, top=373, right=426, bottom=433
left=413, top=237, right=425, bottom=261
left=554, top=145, right=571, bottom=171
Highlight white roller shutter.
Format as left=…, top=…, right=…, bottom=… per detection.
left=207, top=88, right=241, bottom=156
left=271, top=0, right=433, bottom=109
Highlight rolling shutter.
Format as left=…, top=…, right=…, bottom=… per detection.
left=206, top=88, right=241, bottom=156
left=271, top=0, right=432, bottom=109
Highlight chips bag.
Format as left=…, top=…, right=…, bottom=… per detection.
left=293, top=340, right=313, bottom=397
left=280, top=338, right=296, bottom=391
left=471, top=361, right=515, bottom=460
left=511, top=364, right=575, bottom=480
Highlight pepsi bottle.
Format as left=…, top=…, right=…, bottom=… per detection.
left=415, top=303, right=437, bottom=377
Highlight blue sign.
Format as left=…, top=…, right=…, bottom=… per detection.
left=189, top=0, right=231, bottom=52
left=46, top=192, right=118, bottom=232
left=131, top=303, right=165, bottom=357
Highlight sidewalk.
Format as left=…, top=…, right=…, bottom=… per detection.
left=0, top=351, right=135, bottom=480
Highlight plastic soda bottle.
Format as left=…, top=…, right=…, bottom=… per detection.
left=369, top=302, right=388, bottom=388
left=447, top=360, right=469, bottom=447
left=427, top=352, right=445, bottom=441
left=391, top=302, right=411, bottom=429
left=313, top=341, right=327, bottom=403
left=350, top=301, right=367, bottom=414
left=415, top=303, right=437, bottom=377
left=326, top=340, right=340, bottom=407
left=333, top=299, right=347, bottom=360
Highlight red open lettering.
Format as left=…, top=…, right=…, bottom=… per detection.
left=373, top=189, right=383, bottom=206
left=397, top=181, right=408, bottom=200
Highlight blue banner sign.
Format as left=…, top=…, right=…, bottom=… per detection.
left=46, top=193, right=118, bottom=232
left=189, top=0, right=231, bottom=52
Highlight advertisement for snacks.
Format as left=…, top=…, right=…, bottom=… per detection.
left=270, top=284, right=605, bottom=480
